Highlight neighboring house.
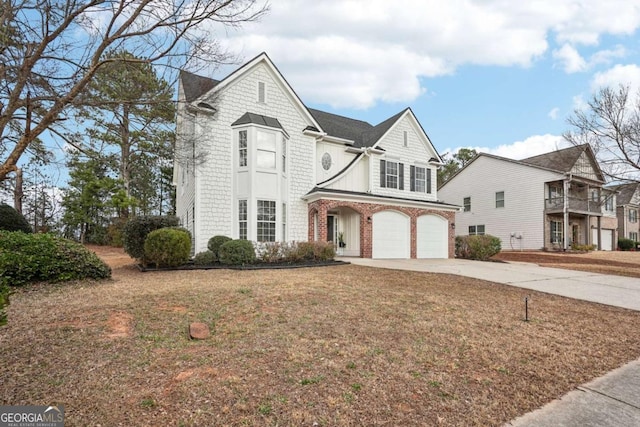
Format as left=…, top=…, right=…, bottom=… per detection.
left=173, top=53, right=460, bottom=259
left=438, top=144, right=617, bottom=251
left=608, top=183, right=640, bottom=242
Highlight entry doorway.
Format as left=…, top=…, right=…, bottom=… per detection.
left=327, top=215, right=338, bottom=245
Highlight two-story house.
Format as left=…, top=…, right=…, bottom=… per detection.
left=608, top=183, right=640, bottom=242
left=173, top=53, right=460, bottom=259
left=438, top=144, right=617, bottom=251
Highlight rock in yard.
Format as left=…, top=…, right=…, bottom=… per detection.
left=189, top=322, right=210, bottom=340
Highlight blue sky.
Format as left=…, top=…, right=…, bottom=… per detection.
left=205, top=0, right=640, bottom=160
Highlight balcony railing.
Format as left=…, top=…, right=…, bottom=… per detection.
left=545, top=197, right=602, bottom=214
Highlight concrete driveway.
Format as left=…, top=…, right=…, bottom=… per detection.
left=343, top=257, right=640, bottom=311
left=342, top=256, right=640, bottom=426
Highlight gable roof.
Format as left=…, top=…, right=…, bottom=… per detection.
left=609, top=182, right=640, bottom=205
left=520, top=144, right=588, bottom=172
left=179, top=70, right=219, bottom=102
left=178, top=56, right=439, bottom=157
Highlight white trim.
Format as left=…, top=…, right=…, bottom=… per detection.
left=302, top=190, right=461, bottom=211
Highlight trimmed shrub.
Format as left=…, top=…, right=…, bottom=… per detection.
left=0, top=283, right=8, bottom=326
left=219, top=239, right=256, bottom=265
left=0, top=203, right=32, bottom=233
left=123, top=215, right=180, bottom=260
left=571, top=244, right=596, bottom=252
left=291, top=241, right=336, bottom=262
left=618, top=238, right=635, bottom=251
left=455, top=234, right=501, bottom=260
left=193, top=251, right=217, bottom=266
left=207, top=235, right=232, bottom=259
left=0, top=231, right=111, bottom=287
left=143, top=228, right=191, bottom=268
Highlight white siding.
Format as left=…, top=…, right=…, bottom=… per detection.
left=370, top=116, right=439, bottom=202
left=316, top=141, right=358, bottom=183
left=190, top=62, right=316, bottom=253
left=438, top=156, right=564, bottom=250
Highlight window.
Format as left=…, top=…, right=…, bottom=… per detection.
left=604, top=196, right=614, bottom=212
left=410, top=166, right=432, bottom=194
left=551, top=220, right=563, bottom=244
left=496, top=191, right=505, bottom=208
left=257, top=200, right=276, bottom=242
left=282, top=203, right=287, bottom=241
left=403, top=131, right=408, bottom=147
left=321, top=152, right=332, bottom=170
left=256, top=131, right=276, bottom=169
left=549, top=185, right=563, bottom=199
left=590, top=189, right=599, bottom=202
left=469, top=225, right=485, bottom=235
left=380, top=160, right=404, bottom=190
left=282, top=138, right=287, bottom=173
left=463, top=197, right=471, bottom=212
left=258, top=81, right=266, bottom=103
left=238, top=200, right=247, bottom=240
left=629, top=209, right=638, bottom=223
left=238, top=130, right=247, bottom=167
left=630, top=232, right=638, bottom=242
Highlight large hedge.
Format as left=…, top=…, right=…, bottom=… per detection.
left=122, top=215, right=180, bottom=260
left=455, top=234, right=501, bottom=260
left=0, top=231, right=111, bottom=287
left=219, top=239, right=256, bottom=265
left=618, top=238, right=636, bottom=251
left=143, top=228, right=191, bottom=268
left=0, top=203, right=32, bottom=233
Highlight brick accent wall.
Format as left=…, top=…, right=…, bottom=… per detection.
left=307, top=199, right=455, bottom=258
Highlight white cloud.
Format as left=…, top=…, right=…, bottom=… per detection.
left=553, top=44, right=587, bottom=73
left=213, top=0, right=640, bottom=108
left=591, top=64, right=640, bottom=95
left=442, top=134, right=570, bottom=162
left=548, top=107, right=560, bottom=120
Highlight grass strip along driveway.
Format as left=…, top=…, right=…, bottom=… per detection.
left=1, top=259, right=640, bottom=426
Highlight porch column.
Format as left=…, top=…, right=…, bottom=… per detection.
left=318, top=203, right=328, bottom=242
left=597, top=216, right=602, bottom=250
left=563, top=178, right=570, bottom=250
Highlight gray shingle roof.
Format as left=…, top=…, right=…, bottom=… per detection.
left=179, top=70, right=219, bottom=102
left=181, top=70, right=411, bottom=148
left=231, top=112, right=284, bottom=130
left=608, top=183, right=640, bottom=205
left=520, top=144, right=588, bottom=172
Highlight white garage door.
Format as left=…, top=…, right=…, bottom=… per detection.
left=372, top=210, right=410, bottom=259
left=417, top=214, right=448, bottom=258
left=592, top=229, right=613, bottom=251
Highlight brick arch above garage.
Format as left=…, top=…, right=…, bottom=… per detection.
left=307, top=199, right=456, bottom=258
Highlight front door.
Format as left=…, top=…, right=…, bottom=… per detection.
left=327, top=215, right=337, bottom=244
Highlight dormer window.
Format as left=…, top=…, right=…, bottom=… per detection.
left=258, top=81, right=266, bottom=103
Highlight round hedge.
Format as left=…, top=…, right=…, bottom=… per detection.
left=143, top=227, right=191, bottom=268
left=219, top=239, right=256, bottom=265
left=0, top=203, right=32, bottom=233
left=193, top=250, right=217, bottom=266
left=207, top=235, right=232, bottom=258
left=122, top=215, right=180, bottom=260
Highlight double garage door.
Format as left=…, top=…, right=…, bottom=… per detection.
left=371, top=211, right=448, bottom=259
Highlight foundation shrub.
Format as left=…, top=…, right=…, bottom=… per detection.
left=218, top=239, right=256, bottom=265
left=123, top=215, right=180, bottom=260
left=193, top=251, right=217, bottom=266
left=143, top=228, right=191, bottom=268
left=455, top=234, right=501, bottom=260
left=207, top=235, right=232, bottom=259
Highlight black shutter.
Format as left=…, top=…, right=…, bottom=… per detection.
left=427, top=168, right=432, bottom=194
left=380, top=160, right=386, bottom=188
left=399, top=163, right=404, bottom=190
left=410, top=166, right=415, bottom=192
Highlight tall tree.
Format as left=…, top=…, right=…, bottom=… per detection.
left=438, top=148, right=478, bottom=185
left=61, top=154, right=120, bottom=243
left=0, top=0, right=268, bottom=182
left=77, top=50, right=175, bottom=217
left=564, top=85, right=640, bottom=182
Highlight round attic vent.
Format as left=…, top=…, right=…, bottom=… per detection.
left=321, top=152, right=332, bottom=171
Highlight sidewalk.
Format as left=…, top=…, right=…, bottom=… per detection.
left=342, top=257, right=640, bottom=426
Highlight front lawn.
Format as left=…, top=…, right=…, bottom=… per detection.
left=1, top=262, right=639, bottom=426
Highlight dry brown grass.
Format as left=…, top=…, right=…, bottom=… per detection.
left=1, top=247, right=640, bottom=426
left=494, top=250, right=640, bottom=278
